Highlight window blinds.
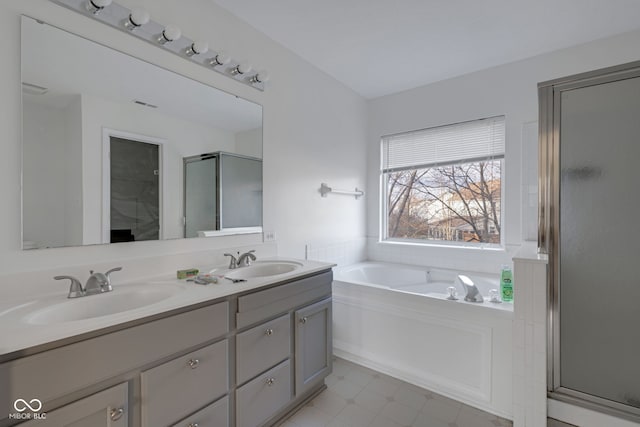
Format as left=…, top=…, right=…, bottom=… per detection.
left=382, top=116, right=505, bottom=172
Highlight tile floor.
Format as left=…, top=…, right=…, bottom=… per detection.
left=282, top=357, right=512, bottom=427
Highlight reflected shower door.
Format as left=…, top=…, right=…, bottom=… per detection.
left=557, top=73, right=640, bottom=413
left=184, top=156, right=217, bottom=238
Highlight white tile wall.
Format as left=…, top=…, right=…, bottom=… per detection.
left=306, top=238, right=367, bottom=267
left=512, top=245, right=548, bottom=427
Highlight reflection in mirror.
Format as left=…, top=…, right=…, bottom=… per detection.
left=184, top=152, right=262, bottom=238
left=21, top=16, right=263, bottom=250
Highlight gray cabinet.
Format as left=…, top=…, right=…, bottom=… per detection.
left=2, top=269, right=333, bottom=427
left=18, top=382, right=128, bottom=427
left=236, top=360, right=291, bottom=427
left=171, top=396, right=229, bottom=427
left=295, top=298, right=332, bottom=396
left=141, top=340, right=229, bottom=427
left=236, top=314, right=290, bottom=385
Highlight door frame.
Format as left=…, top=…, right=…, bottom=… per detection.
left=102, top=128, right=167, bottom=244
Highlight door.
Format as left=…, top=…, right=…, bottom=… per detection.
left=109, top=136, right=160, bottom=243
left=541, top=63, right=640, bottom=419
left=18, top=383, right=128, bottom=427
left=294, top=297, right=332, bottom=396
left=184, top=155, right=217, bottom=238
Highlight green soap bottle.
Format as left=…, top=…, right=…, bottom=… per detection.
left=500, top=265, right=514, bottom=302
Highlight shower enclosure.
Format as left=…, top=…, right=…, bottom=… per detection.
left=539, top=61, right=640, bottom=422
left=183, top=152, right=262, bottom=238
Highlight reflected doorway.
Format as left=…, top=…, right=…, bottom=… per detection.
left=102, top=129, right=164, bottom=243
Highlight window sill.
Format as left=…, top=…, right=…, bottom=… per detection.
left=378, top=239, right=506, bottom=252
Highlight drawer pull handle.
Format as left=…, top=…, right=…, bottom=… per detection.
left=188, top=358, right=200, bottom=369
left=187, top=423, right=199, bottom=427
left=300, top=317, right=308, bottom=324
left=110, top=407, right=124, bottom=421
left=265, top=328, right=274, bottom=336
left=266, top=377, right=275, bottom=386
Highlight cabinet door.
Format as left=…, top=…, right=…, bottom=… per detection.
left=17, top=382, right=128, bottom=427
left=294, top=297, right=332, bottom=396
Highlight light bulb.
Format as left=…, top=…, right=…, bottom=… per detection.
left=86, top=0, right=112, bottom=14
left=186, top=41, right=209, bottom=57
left=125, top=9, right=150, bottom=30
left=251, top=70, right=270, bottom=84
left=231, top=61, right=252, bottom=75
left=158, top=25, right=181, bottom=44
left=210, top=51, right=231, bottom=67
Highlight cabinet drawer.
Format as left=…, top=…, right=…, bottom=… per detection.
left=16, top=382, right=128, bottom=427
left=171, top=395, right=229, bottom=427
left=237, top=314, right=290, bottom=385
left=1, top=301, right=228, bottom=417
left=141, top=340, right=228, bottom=427
left=237, top=271, right=332, bottom=328
left=236, top=359, right=291, bottom=427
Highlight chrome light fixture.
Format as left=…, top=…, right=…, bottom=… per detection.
left=209, top=51, right=231, bottom=67
left=86, top=0, right=112, bottom=14
left=123, top=8, right=150, bottom=30
left=250, top=70, right=270, bottom=84
left=230, top=61, right=252, bottom=76
left=157, top=25, right=181, bottom=44
left=185, top=41, right=208, bottom=57
left=50, top=0, right=268, bottom=91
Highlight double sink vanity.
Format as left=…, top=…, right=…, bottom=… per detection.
left=0, top=257, right=334, bottom=427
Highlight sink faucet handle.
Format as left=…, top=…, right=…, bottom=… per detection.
left=224, top=253, right=238, bottom=269
left=102, top=267, right=122, bottom=291
left=237, top=250, right=257, bottom=267
left=54, top=275, right=85, bottom=299
left=105, top=267, right=122, bottom=278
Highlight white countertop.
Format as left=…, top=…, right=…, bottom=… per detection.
left=0, top=258, right=334, bottom=358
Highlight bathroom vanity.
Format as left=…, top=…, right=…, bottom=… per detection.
left=0, top=260, right=333, bottom=427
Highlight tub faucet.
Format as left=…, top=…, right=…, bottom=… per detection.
left=456, top=274, right=484, bottom=303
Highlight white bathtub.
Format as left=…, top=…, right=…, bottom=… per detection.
left=335, top=261, right=505, bottom=303
left=332, top=261, right=513, bottom=419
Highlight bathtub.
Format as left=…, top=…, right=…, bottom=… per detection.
left=335, top=261, right=509, bottom=306
left=332, top=261, right=513, bottom=419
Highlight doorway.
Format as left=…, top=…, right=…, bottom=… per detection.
left=102, top=129, right=164, bottom=243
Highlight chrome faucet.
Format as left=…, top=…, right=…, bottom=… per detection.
left=237, top=250, right=256, bottom=267
left=456, top=274, right=484, bottom=303
left=224, top=250, right=256, bottom=269
left=54, top=267, right=122, bottom=299
left=224, top=252, right=238, bottom=269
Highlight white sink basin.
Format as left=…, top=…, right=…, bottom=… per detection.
left=225, top=261, right=303, bottom=280
left=24, top=283, right=183, bottom=325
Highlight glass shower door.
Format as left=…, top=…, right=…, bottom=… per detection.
left=541, top=63, right=640, bottom=420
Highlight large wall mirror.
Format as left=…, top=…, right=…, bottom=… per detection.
left=21, top=16, right=263, bottom=250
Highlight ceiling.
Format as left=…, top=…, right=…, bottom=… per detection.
left=212, top=0, right=640, bottom=99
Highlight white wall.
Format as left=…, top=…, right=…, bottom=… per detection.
left=367, top=28, right=640, bottom=274
left=0, top=0, right=368, bottom=276
left=22, top=99, right=68, bottom=248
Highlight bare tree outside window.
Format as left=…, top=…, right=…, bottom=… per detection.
left=386, top=160, right=501, bottom=244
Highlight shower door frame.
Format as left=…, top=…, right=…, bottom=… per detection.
left=538, top=60, right=640, bottom=422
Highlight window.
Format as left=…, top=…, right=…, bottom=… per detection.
left=381, top=116, right=505, bottom=246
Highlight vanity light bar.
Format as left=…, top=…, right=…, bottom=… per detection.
left=49, top=0, right=268, bottom=91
